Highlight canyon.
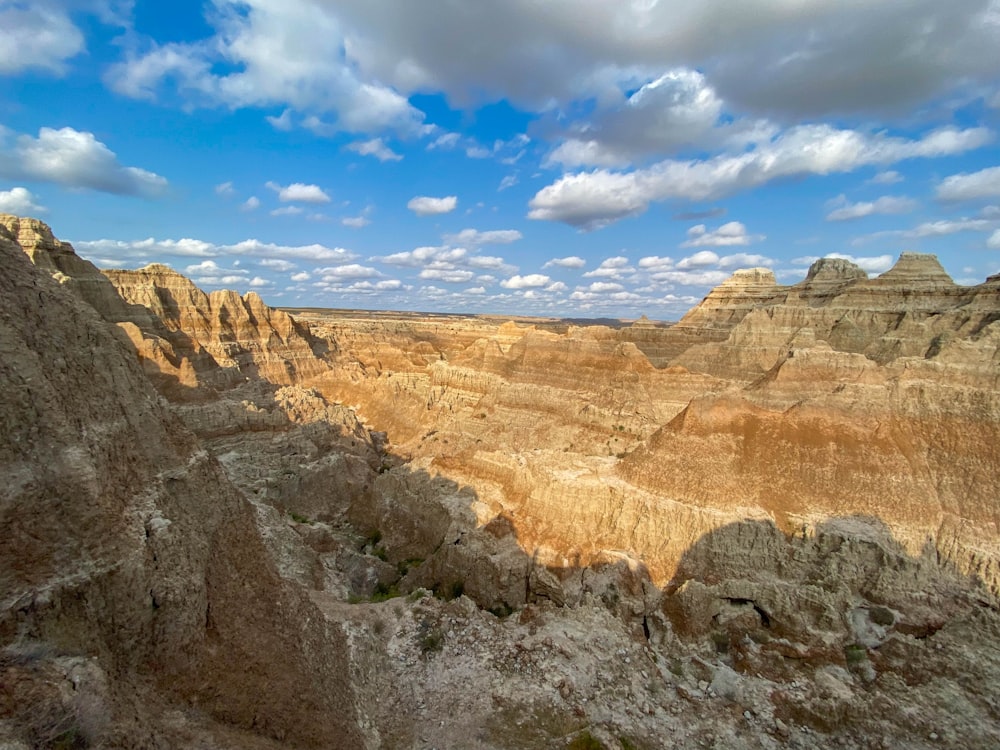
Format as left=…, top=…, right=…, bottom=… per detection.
left=2, top=213, right=999, bottom=749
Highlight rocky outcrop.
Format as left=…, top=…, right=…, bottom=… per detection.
left=0, top=221, right=364, bottom=747
left=5, top=212, right=1000, bottom=748
left=105, top=264, right=330, bottom=394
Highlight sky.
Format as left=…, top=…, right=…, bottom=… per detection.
left=2, top=1, right=1000, bottom=320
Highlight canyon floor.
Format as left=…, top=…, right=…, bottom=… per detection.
left=2, top=214, right=1000, bottom=749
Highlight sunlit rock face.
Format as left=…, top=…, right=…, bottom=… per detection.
left=6, top=214, right=1000, bottom=749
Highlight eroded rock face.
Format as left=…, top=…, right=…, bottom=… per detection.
left=5, top=213, right=1000, bottom=749
left=0, top=221, right=364, bottom=747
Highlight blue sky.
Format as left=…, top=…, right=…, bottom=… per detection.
left=2, top=0, right=1000, bottom=319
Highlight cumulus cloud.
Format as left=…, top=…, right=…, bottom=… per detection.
left=318, top=263, right=382, bottom=280
left=215, top=181, right=235, bottom=197
left=407, top=195, right=457, bottom=216
left=529, top=125, right=991, bottom=229
left=342, top=215, right=371, bottom=228
left=266, top=181, right=331, bottom=203
left=443, top=228, right=522, bottom=246
left=0, top=125, right=168, bottom=197
left=583, top=256, right=634, bottom=279
left=259, top=258, right=296, bottom=272
left=105, top=0, right=425, bottom=135
left=825, top=195, right=917, bottom=221
left=347, top=137, right=402, bottom=162
left=501, top=274, right=551, bottom=289
left=544, top=69, right=726, bottom=168
left=242, top=196, right=261, bottom=211
left=335, top=1, right=1000, bottom=121
left=988, top=229, right=1000, bottom=249
left=380, top=246, right=466, bottom=267
left=419, top=268, right=475, bottom=283
left=0, top=186, right=46, bottom=214
left=0, top=4, right=85, bottom=75
left=681, top=221, right=762, bottom=247
left=936, top=165, right=1000, bottom=202
left=543, top=256, right=586, bottom=269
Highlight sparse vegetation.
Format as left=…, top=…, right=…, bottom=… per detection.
left=371, top=582, right=401, bottom=602
left=567, top=730, right=606, bottom=749
left=289, top=511, right=314, bottom=525
left=418, top=625, right=444, bottom=654
left=397, top=557, right=424, bottom=575
left=844, top=644, right=867, bottom=664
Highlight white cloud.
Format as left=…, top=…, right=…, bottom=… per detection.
left=270, top=205, right=304, bottom=216
left=106, top=0, right=425, bottom=135
left=586, top=281, right=625, bottom=293
left=318, top=263, right=382, bottom=280
left=342, top=215, right=371, bottom=228
left=825, top=195, right=916, bottom=221
left=717, top=252, right=775, bottom=269
left=0, top=186, right=46, bottom=214
left=545, top=69, right=726, bottom=168
left=347, top=137, right=403, bottom=162
left=936, top=165, right=1000, bottom=201
left=407, top=195, right=457, bottom=216
left=855, top=217, right=998, bottom=245
left=543, top=256, right=586, bottom=269
left=868, top=170, right=903, bottom=185
left=681, top=221, right=762, bottom=247
left=291, top=271, right=311, bottom=282
left=529, top=125, right=991, bottom=229
left=0, top=4, right=84, bottom=75
left=677, top=250, right=720, bottom=268
left=380, top=245, right=467, bottom=267
left=419, top=268, right=475, bottom=283
left=249, top=276, right=272, bottom=287
left=637, top=256, right=674, bottom=270
left=428, top=132, right=461, bottom=150
left=648, top=269, right=731, bottom=286
left=214, top=181, right=235, bottom=197
left=259, top=258, right=296, bottom=272
left=443, top=228, right=522, bottom=246
left=466, top=255, right=513, bottom=271
left=501, top=274, right=551, bottom=289
left=242, top=196, right=261, bottom=211
left=186, top=260, right=232, bottom=275
left=0, top=126, right=168, bottom=197
left=74, top=237, right=357, bottom=264
left=988, top=229, right=1000, bottom=249
left=498, top=175, right=518, bottom=191
left=266, top=181, right=331, bottom=203
left=583, top=256, right=634, bottom=279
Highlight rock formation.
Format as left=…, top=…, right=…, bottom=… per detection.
left=4, top=213, right=1000, bottom=749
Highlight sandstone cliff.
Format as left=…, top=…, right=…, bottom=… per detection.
left=0, top=220, right=365, bottom=747
left=5, top=213, right=1000, bottom=749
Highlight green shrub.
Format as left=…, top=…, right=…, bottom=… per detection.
left=567, top=730, right=606, bottom=749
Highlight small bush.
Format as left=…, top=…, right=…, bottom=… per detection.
left=419, top=627, right=444, bottom=654
left=567, top=730, right=606, bottom=749
left=844, top=644, right=867, bottom=664
left=370, top=582, right=401, bottom=602
left=289, top=511, right=313, bottom=525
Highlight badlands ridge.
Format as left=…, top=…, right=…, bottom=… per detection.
left=2, top=214, right=999, bottom=749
